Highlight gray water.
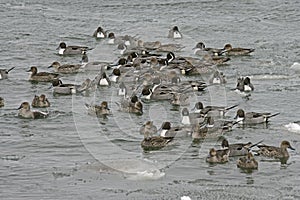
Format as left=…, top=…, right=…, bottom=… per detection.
left=1, top=0, right=300, bottom=199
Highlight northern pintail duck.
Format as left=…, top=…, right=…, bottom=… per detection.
left=206, top=148, right=230, bottom=164
left=168, top=26, right=182, bottom=39
left=18, top=102, right=48, bottom=119
left=159, top=121, right=179, bottom=138
left=237, top=152, right=258, bottom=170
left=171, top=92, right=189, bottom=106
left=202, top=54, right=230, bottom=65
left=92, top=26, right=107, bottom=39
left=110, top=68, right=121, bottom=83
left=192, top=116, right=226, bottom=140
left=0, top=67, right=14, bottom=80
left=221, top=43, right=255, bottom=56
left=57, top=42, right=89, bottom=55
left=141, top=134, right=173, bottom=151
left=236, top=76, right=254, bottom=92
left=221, top=139, right=263, bottom=157
left=51, top=79, right=90, bottom=95
left=31, top=94, right=50, bottom=108
left=209, top=70, right=227, bottom=84
left=256, top=140, right=295, bottom=159
left=0, top=97, right=4, bottom=107
left=234, top=108, right=280, bottom=125
left=139, top=121, right=158, bottom=136
left=85, top=101, right=111, bottom=117
left=193, top=102, right=238, bottom=118
left=48, top=61, right=82, bottom=74
left=193, top=42, right=224, bottom=56
left=27, top=66, right=59, bottom=82
left=81, top=52, right=111, bottom=71
left=119, top=95, right=143, bottom=115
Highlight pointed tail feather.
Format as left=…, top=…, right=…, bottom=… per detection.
left=225, top=104, right=239, bottom=111
left=267, top=112, right=280, bottom=119
left=7, top=67, right=15, bottom=73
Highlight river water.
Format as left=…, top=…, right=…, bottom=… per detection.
left=1, top=0, right=300, bottom=199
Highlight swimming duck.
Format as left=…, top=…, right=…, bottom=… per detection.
left=93, top=71, right=111, bottom=86
left=221, top=43, right=255, bottom=56
left=18, top=102, right=48, bottom=119
left=192, top=116, right=225, bottom=140
left=85, top=101, right=111, bottom=117
left=119, top=95, right=143, bottom=115
left=192, top=42, right=224, bottom=56
left=92, top=26, right=107, bottom=39
left=158, top=121, right=184, bottom=138
left=27, top=66, right=59, bottom=82
left=0, top=67, right=14, bottom=80
left=57, top=42, right=89, bottom=55
left=236, top=76, right=254, bottom=92
left=139, top=121, right=158, bottom=136
left=31, top=94, right=50, bottom=108
left=202, top=54, right=230, bottom=65
left=256, top=140, right=295, bottom=159
left=52, top=79, right=92, bottom=95
left=168, top=26, right=182, bottom=39
left=110, top=68, right=121, bottom=83
left=221, top=139, right=261, bottom=157
left=48, top=61, right=82, bottom=74
left=193, top=102, right=238, bottom=118
left=141, top=135, right=173, bottom=151
left=0, top=97, right=4, bottom=107
left=234, top=108, right=280, bottom=125
left=206, top=148, right=230, bottom=164
left=237, top=152, right=258, bottom=170
left=208, top=70, right=227, bottom=84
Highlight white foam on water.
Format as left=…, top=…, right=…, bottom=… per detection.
left=284, top=122, right=300, bottom=133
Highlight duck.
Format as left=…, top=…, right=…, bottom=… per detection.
left=192, top=42, right=224, bottom=56
left=52, top=79, right=92, bottom=95
left=206, top=148, right=230, bottom=164
left=237, top=152, right=258, bottom=170
left=168, top=26, right=182, bottom=39
left=170, top=92, right=189, bottom=106
left=202, top=54, right=230, bottom=65
left=234, top=108, right=280, bottom=125
left=48, top=61, right=82, bottom=74
left=119, top=95, right=143, bottom=115
left=57, top=42, right=89, bottom=55
left=221, top=139, right=262, bottom=157
left=109, top=68, right=121, bottom=83
left=31, top=94, right=50, bottom=108
left=0, top=67, right=14, bottom=80
left=0, top=97, right=4, bottom=107
left=141, top=134, right=173, bottom=151
left=192, top=116, right=226, bottom=140
left=27, top=66, right=59, bottom=82
left=85, top=101, right=111, bottom=117
left=81, top=52, right=111, bottom=71
left=158, top=121, right=185, bottom=138
left=236, top=76, right=254, bottom=92
left=256, top=140, right=295, bottom=159
left=193, top=102, right=238, bottom=118
left=139, top=121, right=158, bottom=136
left=17, top=102, right=48, bottom=119
left=221, top=43, right=255, bottom=56
left=208, top=70, right=227, bottom=84
left=92, top=26, right=107, bottom=39
left=93, top=71, right=111, bottom=86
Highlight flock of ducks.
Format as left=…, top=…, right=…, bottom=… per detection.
left=0, top=25, right=295, bottom=172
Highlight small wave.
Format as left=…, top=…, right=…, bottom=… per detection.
left=125, top=169, right=165, bottom=180
left=250, top=74, right=290, bottom=80
left=284, top=122, right=300, bottom=133
left=290, top=62, right=300, bottom=72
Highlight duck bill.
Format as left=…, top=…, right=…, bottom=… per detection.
left=48, top=65, right=53, bottom=68
left=17, top=105, right=22, bottom=110
left=26, top=69, right=32, bottom=72
left=289, top=146, right=295, bottom=151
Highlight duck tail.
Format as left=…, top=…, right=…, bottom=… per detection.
left=267, top=112, right=280, bottom=119
left=225, top=104, right=239, bottom=111
left=249, top=139, right=264, bottom=149
left=7, top=67, right=15, bottom=73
